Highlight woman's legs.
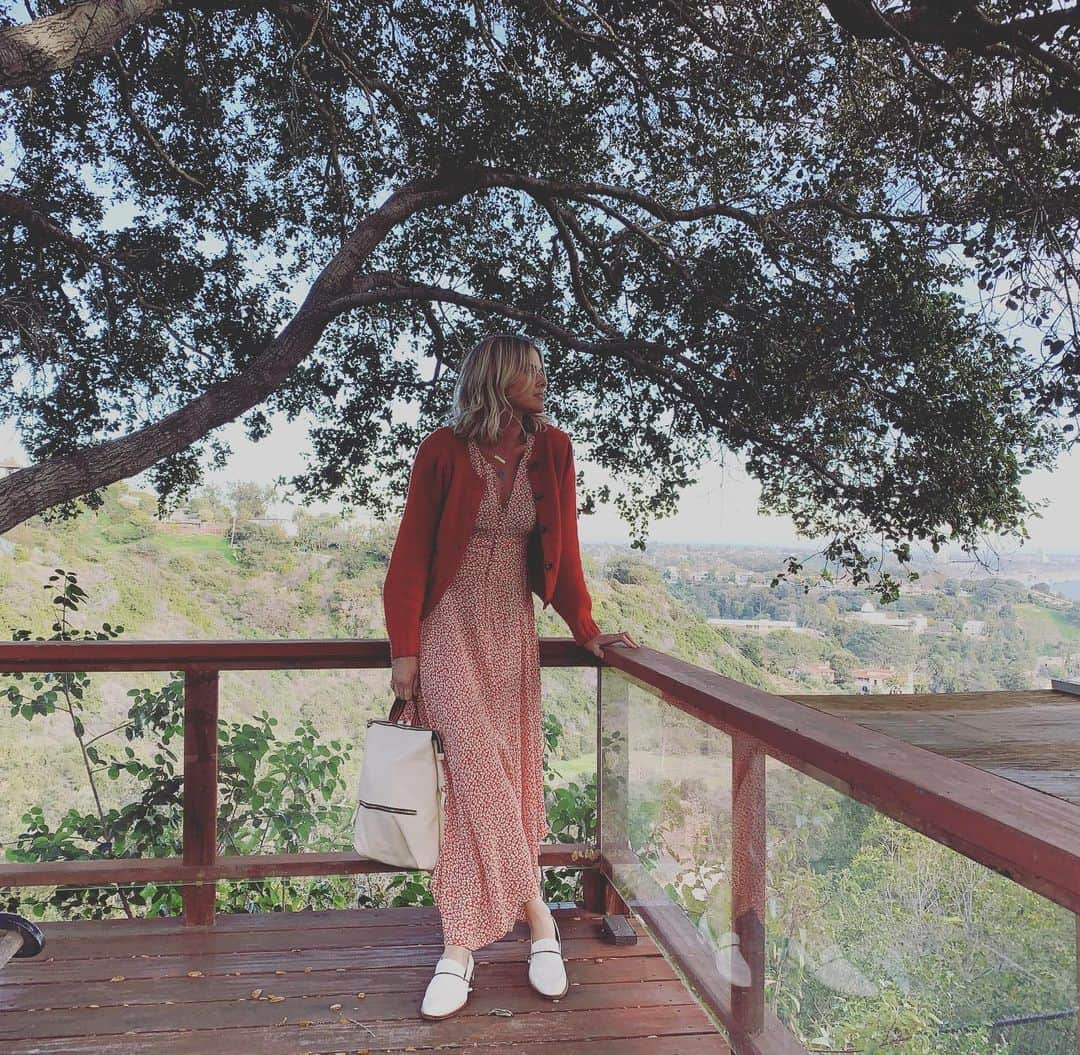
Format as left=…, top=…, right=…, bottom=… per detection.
left=523, top=864, right=555, bottom=940
left=523, top=895, right=556, bottom=939
left=442, top=943, right=472, bottom=967
left=441, top=866, right=553, bottom=965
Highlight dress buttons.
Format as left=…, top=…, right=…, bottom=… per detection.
left=539, top=525, right=548, bottom=534
left=528, top=461, right=539, bottom=470
left=533, top=492, right=543, bottom=501
left=544, top=560, right=553, bottom=570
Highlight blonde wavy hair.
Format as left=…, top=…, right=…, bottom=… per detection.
left=449, top=333, right=552, bottom=444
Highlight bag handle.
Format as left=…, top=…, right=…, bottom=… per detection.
left=388, top=695, right=416, bottom=724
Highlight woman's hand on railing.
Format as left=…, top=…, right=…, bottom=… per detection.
left=391, top=656, right=419, bottom=701
left=582, top=631, right=639, bottom=659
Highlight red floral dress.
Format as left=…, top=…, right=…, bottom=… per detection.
left=413, top=430, right=549, bottom=950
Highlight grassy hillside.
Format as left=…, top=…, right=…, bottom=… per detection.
left=0, top=482, right=791, bottom=846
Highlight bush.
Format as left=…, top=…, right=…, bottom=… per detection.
left=230, top=523, right=294, bottom=570
left=101, top=513, right=156, bottom=544
left=604, top=556, right=663, bottom=588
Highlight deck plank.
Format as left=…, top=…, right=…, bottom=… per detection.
left=787, top=688, right=1080, bottom=806
left=0, top=934, right=662, bottom=987
left=0, top=907, right=730, bottom=1052
left=2, top=1004, right=728, bottom=1053
left=0, top=955, right=678, bottom=1013
left=14, top=911, right=609, bottom=962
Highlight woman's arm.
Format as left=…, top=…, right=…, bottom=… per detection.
left=550, top=438, right=602, bottom=648
left=382, top=435, right=442, bottom=661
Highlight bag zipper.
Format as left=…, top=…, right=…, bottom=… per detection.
left=368, top=717, right=444, bottom=754
left=357, top=798, right=418, bottom=815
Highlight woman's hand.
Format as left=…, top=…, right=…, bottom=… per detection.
left=391, top=656, right=419, bottom=701
left=582, top=631, right=640, bottom=659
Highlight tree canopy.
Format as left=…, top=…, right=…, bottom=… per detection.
left=1, top=0, right=1077, bottom=598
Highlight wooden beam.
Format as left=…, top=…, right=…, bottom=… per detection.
left=0, top=637, right=599, bottom=673
left=182, top=669, right=218, bottom=926
left=731, top=733, right=766, bottom=1037
left=0, top=843, right=599, bottom=889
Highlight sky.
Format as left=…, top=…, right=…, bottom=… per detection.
left=3, top=410, right=1077, bottom=556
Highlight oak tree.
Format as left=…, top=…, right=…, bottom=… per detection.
left=1, top=0, right=1077, bottom=597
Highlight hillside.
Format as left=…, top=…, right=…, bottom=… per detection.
left=0, top=481, right=791, bottom=845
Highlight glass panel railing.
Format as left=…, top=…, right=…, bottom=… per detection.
left=598, top=665, right=737, bottom=1039
left=765, top=753, right=1078, bottom=1054
left=598, top=666, right=1079, bottom=1054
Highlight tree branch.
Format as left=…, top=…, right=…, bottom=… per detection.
left=318, top=276, right=872, bottom=508
left=0, top=171, right=486, bottom=533
left=0, top=0, right=169, bottom=91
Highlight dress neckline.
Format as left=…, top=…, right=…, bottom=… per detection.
left=469, top=431, right=534, bottom=514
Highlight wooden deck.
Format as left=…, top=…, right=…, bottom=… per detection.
left=787, top=686, right=1080, bottom=807
left=0, top=905, right=731, bottom=1054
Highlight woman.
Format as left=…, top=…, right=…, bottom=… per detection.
left=382, top=332, right=639, bottom=1020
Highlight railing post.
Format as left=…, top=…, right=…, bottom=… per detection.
left=731, top=732, right=766, bottom=1040
left=182, top=668, right=219, bottom=926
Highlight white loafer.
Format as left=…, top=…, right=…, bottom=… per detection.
left=528, top=916, right=568, bottom=999
left=420, top=951, right=474, bottom=1020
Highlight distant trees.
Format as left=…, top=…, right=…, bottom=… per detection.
left=225, top=482, right=277, bottom=531
left=184, top=484, right=230, bottom=524
left=605, top=557, right=664, bottom=588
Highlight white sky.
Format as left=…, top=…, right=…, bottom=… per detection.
left=3, top=412, right=1077, bottom=555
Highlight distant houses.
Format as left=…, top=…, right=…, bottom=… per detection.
left=160, top=510, right=228, bottom=536
left=790, top=660, right=837, bottom=684
left=707, top=616, right=822, bottom=637
left=159, top=510, right=298, bottom=538
left=709, top=616, right=796, bottom=632
left=845, top=601, right=927, bottom=634
left=852, top=667, right=915, bottom=693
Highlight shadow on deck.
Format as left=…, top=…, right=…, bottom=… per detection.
left=0, top=905, right=731, bottom=1054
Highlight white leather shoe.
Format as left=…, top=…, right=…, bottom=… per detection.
left=528, top=916, right=568, bottom=999
left=420, top=951, right=474, bottom=1020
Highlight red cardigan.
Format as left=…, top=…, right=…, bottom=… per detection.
left=382, top=422, right=601, bottom=660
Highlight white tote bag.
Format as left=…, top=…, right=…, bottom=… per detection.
left=352, top=696, right=446, bottom=871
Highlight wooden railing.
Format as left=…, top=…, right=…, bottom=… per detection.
left=0, top=639, right=607, bottom=926
left=2, top=638, right=1078, bottom=1055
